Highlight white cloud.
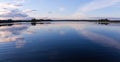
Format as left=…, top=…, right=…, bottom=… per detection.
left=23, top=9, right=37, bottom=13
left=0, top=9, right=32, bottom=20
left=0, top=0, right=34, bottom=20
left=13, top=0, right=29, bottom=3
left=80, top=0, right=120, bottom=13
left=72, top=0, right=120, bottom=19
left=0, top=3, right=22, bottom=9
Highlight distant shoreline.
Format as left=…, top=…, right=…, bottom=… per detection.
left=0, top=19, right=120, bottom=23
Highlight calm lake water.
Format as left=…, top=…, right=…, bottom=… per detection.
left=0, top=22, right=120, bottom=62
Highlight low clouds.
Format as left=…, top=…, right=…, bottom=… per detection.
left=0, top=9, right=32, bottom=20
left=0, top=0, right=33, bottom=20
left=0, top=9, right=31, bottom=20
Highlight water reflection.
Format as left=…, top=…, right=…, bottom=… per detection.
left=97, top=22, right=120, bottom=26
left=97, top=22, right=109, bottom=25
left=31, top=22, right=51, bottom=26
left=79, top=30, right=120, bottom=49
left=0, top=22, right=120, bottom=62
left=31, top=22, right=36, bottom=26
left=0, top=22, right=51, bottom=48
left=69, top=23, right=120, bottom=50
left=0, top=23, right=13, bottom=26
left=0, top=23, right=29, bottom=48
left=29, top=22, right=120, bottom=50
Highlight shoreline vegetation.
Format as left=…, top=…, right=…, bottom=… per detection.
left=0, top=18, right=120, bottom=23
left=0, top=18, right=119, bottom=26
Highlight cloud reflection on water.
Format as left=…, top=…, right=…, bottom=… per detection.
left=0, top=22, right=120, bottom=49
left=80, top=30, right=120, bottom=49
left=70, top=23, right=120, bottom=50
left=43, top=22, right=120, bottom=50
left=0, top=24, right=29, bottom=48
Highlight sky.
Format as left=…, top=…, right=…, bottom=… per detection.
left=0, top=0, right=120, bottom=20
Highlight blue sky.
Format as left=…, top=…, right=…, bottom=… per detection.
left=0, top=0, right=120, bottom=20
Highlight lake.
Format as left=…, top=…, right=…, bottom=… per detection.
left=0, top=21, right=120, bottom=62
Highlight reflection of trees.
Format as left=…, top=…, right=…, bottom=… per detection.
left=98, top=22, right=109, bottom=25
left=97, top=19, right=110, bottom=25
left=31, top=22, right=36, bottom=26
left=31, top=18, right=37, bottom=26
left=0, top=23, right=13, bottom=27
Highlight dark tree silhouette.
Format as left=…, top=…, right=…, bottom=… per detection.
left=98, top=19, right=110, bottom=22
